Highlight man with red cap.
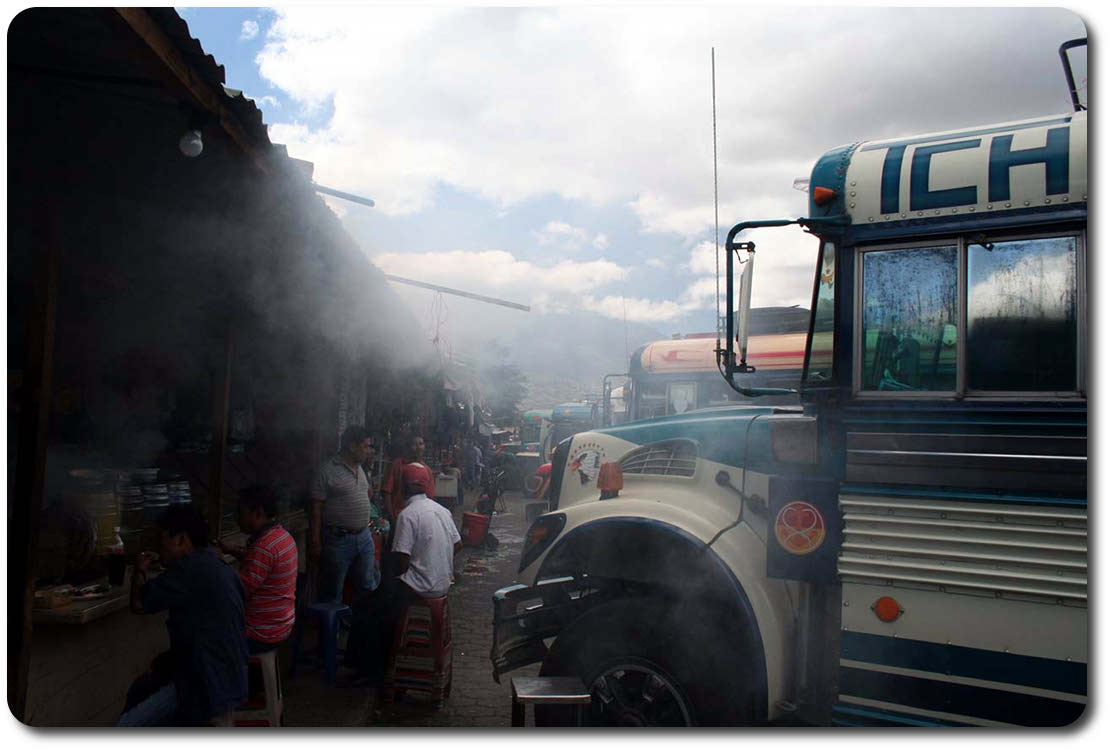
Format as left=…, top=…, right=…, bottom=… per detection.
left=348, top=461, right=461, bottom=686
left=392, top=462, right=462, bottom=600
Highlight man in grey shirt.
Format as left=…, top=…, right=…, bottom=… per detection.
left=309, top=425, right=380, bottom=603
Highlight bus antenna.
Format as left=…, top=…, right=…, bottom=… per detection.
left=712, top=47, right=721, bottom=357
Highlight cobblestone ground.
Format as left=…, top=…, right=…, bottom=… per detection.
left=283, top=489, right=542, bottom=728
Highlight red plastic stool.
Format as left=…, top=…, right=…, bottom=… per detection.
left=383, top=595, right=452, bottom=708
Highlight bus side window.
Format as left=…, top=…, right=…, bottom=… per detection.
left=967, top=236, right=1078, bottom=391
left=639, top=383, right=667, bottom=419
left=861, top=245, right=959, bottom=391
left=666, top=382, right=696, bottom=415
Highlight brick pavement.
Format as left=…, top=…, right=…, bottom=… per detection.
left=282, top=490, right=543, bottom=728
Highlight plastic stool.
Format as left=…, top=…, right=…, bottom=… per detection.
left=383, top=595, right=452, bottom=708
left=289, top=602, right=351, bottom=685
left=511, top=676, right=590, bottom=727
left=233, top=649, right=284, bottom=727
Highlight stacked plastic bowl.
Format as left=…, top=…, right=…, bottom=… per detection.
left=168, top=481, right=192, bottom=506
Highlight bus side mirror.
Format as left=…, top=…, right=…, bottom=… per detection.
left=736, top=246, right=756, bottom=366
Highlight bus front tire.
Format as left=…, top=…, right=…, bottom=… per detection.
left=536, top=597, right=757, bottom=727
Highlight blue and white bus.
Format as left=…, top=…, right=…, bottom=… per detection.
left=491, top=40, right=1087, bottom=727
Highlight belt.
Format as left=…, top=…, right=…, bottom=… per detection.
left=328, top=525, right=366, bottom=535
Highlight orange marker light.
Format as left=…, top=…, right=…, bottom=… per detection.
left=597, top=462, right=624, bottom=493
left=812, top=186, right=837, bottom=206
left=872, top=596, right=903, bottom=623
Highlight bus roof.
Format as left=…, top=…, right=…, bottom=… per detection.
left=636, top=332, right=806, bottom=376
left=809, top=111, right=1086, bottom=227
left=522, top=409, right=552, bottom=422
left=552, top=403, right=598, bottom=422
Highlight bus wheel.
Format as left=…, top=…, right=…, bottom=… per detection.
left=536, top=598, right=754, bottom=727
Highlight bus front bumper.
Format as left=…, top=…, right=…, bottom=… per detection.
left=489, top=574, right=609, bottom=682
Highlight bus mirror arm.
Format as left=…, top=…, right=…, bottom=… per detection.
left=724, top=376, right=798, bottom=398
left=718, top=216, right=846, bottom=396
left=720, top=219, right=803, bottom=384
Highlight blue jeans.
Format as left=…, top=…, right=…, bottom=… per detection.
left=116, top=683, right=178, bottom=727
left=317, top=526, right=379, bottom=603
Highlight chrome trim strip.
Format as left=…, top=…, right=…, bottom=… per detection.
left=836, top=563, right=1086, bottom=600
left=840, top=541, right=1086, bottom=569
left=840, top=495, right=1087, bottom=520
left=842, top=513, right=1086, bottom=537
left=849, top=449, right=1086, bottom=462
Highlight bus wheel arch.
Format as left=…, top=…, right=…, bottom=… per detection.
left=535, top=518, right=769, bottom=725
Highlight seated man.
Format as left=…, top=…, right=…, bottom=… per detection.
left=393, top=462, right=463, bottom=600
left=118, top=505, right=248, bottom=726
left=217, top=484, right=298, bottom=652
left=351, top=464, right=461, bottom=685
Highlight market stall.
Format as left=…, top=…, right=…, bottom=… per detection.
left=8, top=7, right=435, bottom=725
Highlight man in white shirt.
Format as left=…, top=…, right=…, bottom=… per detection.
left=393, top=464, right=462, bottom=598
left=348, top=464, right=462, bottom=687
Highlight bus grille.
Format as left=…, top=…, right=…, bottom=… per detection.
left=838, top=493, right=1087, bottom=604
left=619, top=440, right=698, bottom=477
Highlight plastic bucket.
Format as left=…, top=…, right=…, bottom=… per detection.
left=461, top=511, right=490, bottom=546
left=372, top=530, right=384, bottom=569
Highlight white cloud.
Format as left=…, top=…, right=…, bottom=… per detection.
left=581, top=276, right=720, bottom=323
left=371, top=249, right=627, bottom=298
left=246, top=6, right=1083, bottom=336
left=685, top=240, right=718, bottom=275
left=580, top=295, right=686, bottom=323
left=240, top=19, right=259, bottom=41
left=534, top=220, right=589, bottom=252
left=254, top=6, right=1081, bottom=234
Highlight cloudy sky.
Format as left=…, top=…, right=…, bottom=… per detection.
left=178, top=5, right=1088, bottom=348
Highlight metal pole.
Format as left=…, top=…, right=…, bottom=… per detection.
left=384, top=274, right=530, bottom=312
left=9, top=198, right=60, bottom=723
left=207, top=324, right=234, bottom=539
left=311, top=182, right=376, bottom=208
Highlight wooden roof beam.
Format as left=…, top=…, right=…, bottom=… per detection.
left=112, top=7, right=270, bottom=173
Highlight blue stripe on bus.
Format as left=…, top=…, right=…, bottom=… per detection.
left=831, top=703, right=971, bottom=727
left=842, top=417, right=1086, bottom=428
left=841, top=631, right=1087, bottom=696
left=838, top=666, right=1085, bottom=727
left=839, top=484, right=1087, bottom=508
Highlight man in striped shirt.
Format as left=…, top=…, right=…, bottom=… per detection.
left=219, top=484, right=298, bottom=652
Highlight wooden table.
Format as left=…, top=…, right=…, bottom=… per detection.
left=32, top=584, right=130, bottom=626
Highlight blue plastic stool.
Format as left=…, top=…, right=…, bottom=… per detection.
left=289, top=602, right=351, bottom=685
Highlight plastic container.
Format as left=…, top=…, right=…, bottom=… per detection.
left=105, top=528, right=127, bottom=585
left=460, top=511, right=491, bottom=547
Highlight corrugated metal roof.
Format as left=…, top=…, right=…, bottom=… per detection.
left=145, top=7, right=273, bottom=150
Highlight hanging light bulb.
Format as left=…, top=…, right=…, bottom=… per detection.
left=178, top=129, right=203, bottom=158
